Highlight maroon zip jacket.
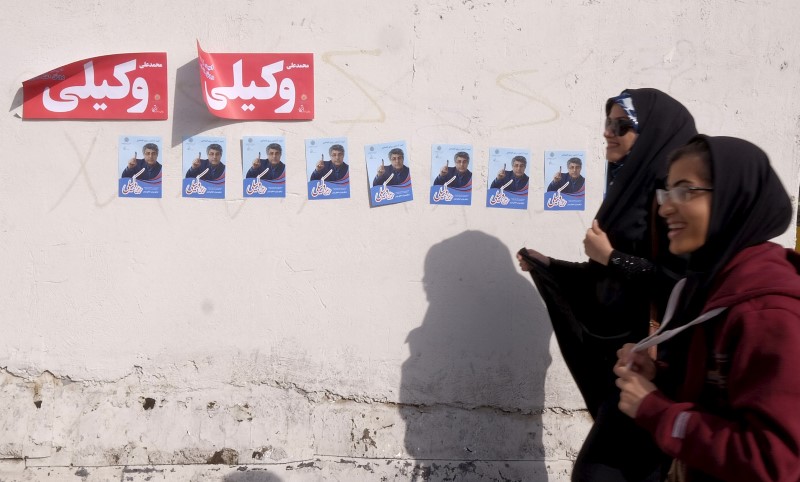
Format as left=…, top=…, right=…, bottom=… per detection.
left=635, top=242, right=800, bottom=482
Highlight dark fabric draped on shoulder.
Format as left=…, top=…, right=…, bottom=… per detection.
left=596, top=88, right=698, bottom=257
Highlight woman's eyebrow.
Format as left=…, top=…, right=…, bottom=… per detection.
left=667, top=179, right=693, bottom=187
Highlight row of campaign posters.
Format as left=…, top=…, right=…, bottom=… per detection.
left=120, top=136, right=586, bottom=210
left=25, top=49, right=585, bottom=210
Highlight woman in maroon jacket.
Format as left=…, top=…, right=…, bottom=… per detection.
left=615, top=135, right=800, bottom=481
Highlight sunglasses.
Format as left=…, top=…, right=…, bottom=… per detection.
left=604, top=117, right=637, bottom=137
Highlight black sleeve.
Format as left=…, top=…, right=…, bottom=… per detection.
left=547, top=258, right=590, bottom=282
left=606, top=249, right=655, bottom=281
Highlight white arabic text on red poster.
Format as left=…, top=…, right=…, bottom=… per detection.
left=23, top=53, right=168, bottom=120
left=197, top=42, right=313, bottom=120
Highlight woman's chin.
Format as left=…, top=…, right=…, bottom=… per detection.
left=606, top=148, right=624, bottom=163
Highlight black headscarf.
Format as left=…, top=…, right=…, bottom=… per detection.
left=679, top=135, right=793, bottom=320
left=595, top=88, right=698, bottom=256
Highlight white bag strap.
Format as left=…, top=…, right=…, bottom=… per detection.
left=632, top=278, right=727, bottom=354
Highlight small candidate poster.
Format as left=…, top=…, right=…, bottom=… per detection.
left=485, top=147, right=530, bottom=210
left=305, top=137, right=350, bottom=200
left=118, top=136, right=162, bottom=198
left=544, top=150, right=586, bottom=211
left=429, top=144, right=473, bottom=205
left=242, top=136, right=286, bottom=198
left=182, top=136, right=226, bottom=199
left=366, top=141, right=413, bottom=207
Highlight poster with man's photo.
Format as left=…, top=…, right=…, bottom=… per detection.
left=430, top=144, right=473, bottom=206
left=366, top=140, right=413, bottom=207
left=182, top=136, right=226, bottom=199
left=485, top=147, right=530, bottom=210
left=242, top=136, right=286, bottom=198
left=544, top=150, right=586, bottom=211
left=118, top=136, right=163, bottom=198
left=305, top=137, right=350, bottom=200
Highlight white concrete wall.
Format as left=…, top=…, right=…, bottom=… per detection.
left=1, top=1, right=799, bottom=480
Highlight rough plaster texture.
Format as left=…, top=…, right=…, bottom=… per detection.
left=1, top=1, right=799, bottom=480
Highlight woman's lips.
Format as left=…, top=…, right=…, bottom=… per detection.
left=667, top=222, right=687, bottom=239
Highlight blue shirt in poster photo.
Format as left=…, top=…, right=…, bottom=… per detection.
left=544, top=150, right=586, bottom=211
left=305, top=138, right=350, bottom=200
left=366, top=141, right=412, bottom=207
left=486, top=148, right=530, bottom=210
left=242, top=137, right=286, bottom=198
left=429, top=144, right=472, bottom=206
left=182, top=137, right=226, bottom=199
left=118, top=135, right=163, bottom=198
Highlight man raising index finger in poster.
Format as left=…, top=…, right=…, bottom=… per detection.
left=434, top=151, right=471, bottom=188
left=186, top=143, right=225, bottom=180
left=491, top=155, right=528, bottom=191
left=373, top=147, right=410, bottom=186
left=311, top=143, right=349, bottom=181
left=246, top=143, right=285, bottom=180
left=547, top=157, right=585, bottom=193
left=122, top=142, right=162, bottom=180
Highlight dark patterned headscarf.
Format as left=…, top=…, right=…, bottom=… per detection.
left=595, top=88, right=698, bottom=258
left=607, top=92, right=640, bottom=133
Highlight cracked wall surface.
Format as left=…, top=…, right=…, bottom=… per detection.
left=2, top=1, right=800, bottom=481
left=0, top=364, right=590, bottom=481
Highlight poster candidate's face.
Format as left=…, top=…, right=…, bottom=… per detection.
left=267, top=148, right=282, bottom=166
left=568, top=162, right=582, bottom=179
left=455, top=156, right=469, bottom=174
left=330, top=149, right=345, bottom=167
left=143, top=148, right=159, bottom=166
left=208, top=148, right=223, bottom=166
left=512, top=160, right=526, bottom=178
left=390, top=153, right=404, bottom=170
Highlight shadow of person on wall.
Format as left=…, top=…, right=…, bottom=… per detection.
left=400, top=230, right=553, bottom=481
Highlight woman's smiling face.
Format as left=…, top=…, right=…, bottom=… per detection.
left=658, top=154, right=714, bottom=255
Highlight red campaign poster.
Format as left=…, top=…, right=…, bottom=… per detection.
left=22, top=53, right=168, bottom=120
left=197, top=41, right=313, bottom=120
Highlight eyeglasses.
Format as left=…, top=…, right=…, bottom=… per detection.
left=604, top=117, right=636, bottom=137
left=655, top=186, right=713, bottom=205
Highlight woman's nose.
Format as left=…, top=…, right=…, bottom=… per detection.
left=658, top=200, right=675, bottom=217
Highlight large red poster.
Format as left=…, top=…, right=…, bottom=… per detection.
left=197, top=42, right=314, bottom=120
left=22, top=53, right=168, bottom=120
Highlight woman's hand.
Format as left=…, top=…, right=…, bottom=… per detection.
left=516, top=248, right=550, bottom=271
left=614, top=343, right=658, bottom=418
left=584, top=219, right=614, bottom=265
left=614, top=363, right=658, bottom=418
left=616, top=343, right=657, bottom=381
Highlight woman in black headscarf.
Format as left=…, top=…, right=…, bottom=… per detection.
left=518, top=88, right=697, bottom=480
left=615, top=135, right=800, bottom=481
